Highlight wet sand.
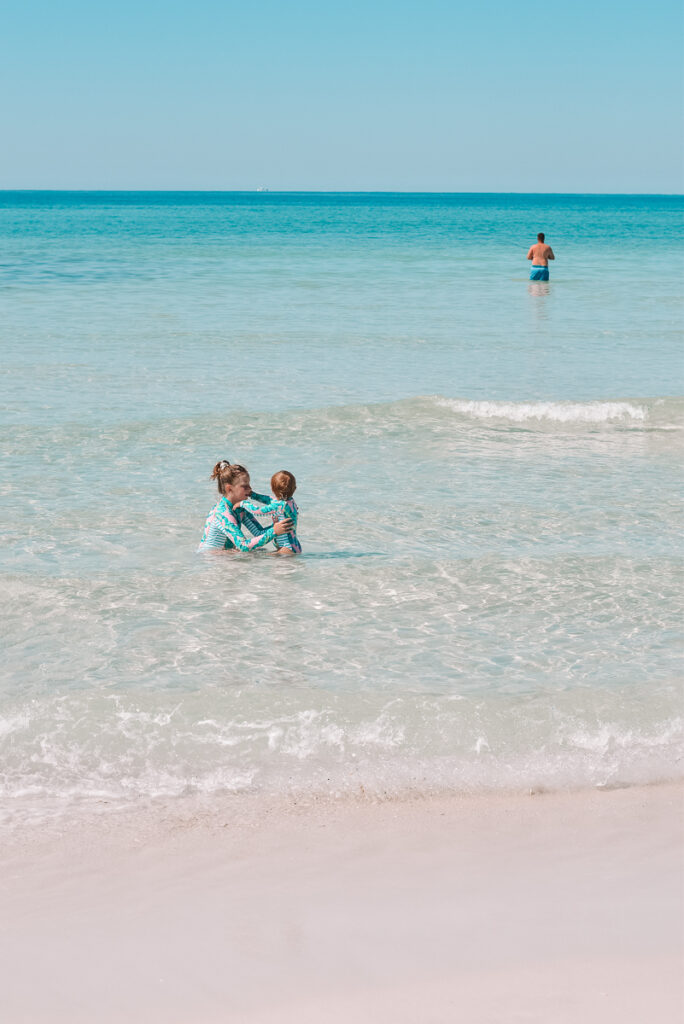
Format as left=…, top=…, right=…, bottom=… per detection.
left=1, top=783, right=682, bottom=1023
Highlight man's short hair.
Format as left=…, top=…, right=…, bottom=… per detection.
left=537, top=232, right=545, bottom=242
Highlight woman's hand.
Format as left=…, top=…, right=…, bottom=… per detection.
left=274, top=519, right=294, bottom=535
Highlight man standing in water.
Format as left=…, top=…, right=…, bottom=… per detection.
left=527, top=232, right=555, bottom=280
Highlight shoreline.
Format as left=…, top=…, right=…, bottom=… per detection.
left=2, top=782, right=682, bottom=1022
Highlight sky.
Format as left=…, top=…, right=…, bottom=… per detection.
left=1, top=0, right=682, bottom=192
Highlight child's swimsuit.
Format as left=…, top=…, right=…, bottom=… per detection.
left=198, top=494, right=276, bottom=552
left=240, top=496, right=302, bottom=553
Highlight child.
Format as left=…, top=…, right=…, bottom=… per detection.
left=240, top=470, right=301, bottom=554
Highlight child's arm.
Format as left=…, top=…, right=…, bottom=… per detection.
left=245, top=491, right=271, bottom=506
left=240, top=498, right=286, bottom=516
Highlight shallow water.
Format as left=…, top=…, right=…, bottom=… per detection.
left=1, top=193, right=682, bottom=825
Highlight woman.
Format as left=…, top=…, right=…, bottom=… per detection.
left=198, top=461, right=294, bottom=553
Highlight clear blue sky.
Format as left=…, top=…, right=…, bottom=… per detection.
left=1, top=0, right=682, bottom=192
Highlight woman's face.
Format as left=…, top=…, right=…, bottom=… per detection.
left=226, top=474, right=251, bottom=504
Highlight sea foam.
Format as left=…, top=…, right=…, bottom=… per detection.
left=437, top=398, right=648, bottom=424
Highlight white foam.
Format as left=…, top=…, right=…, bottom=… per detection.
left=0, top=712, right=30, bottom=738
left=437, top=398, right=648, bottom=424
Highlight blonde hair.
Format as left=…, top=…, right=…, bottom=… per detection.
left=211, top=461, right=248, bottom=495
left=271, top=470, right=296, bottom=500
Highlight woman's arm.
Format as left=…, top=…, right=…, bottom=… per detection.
left=214, top=505, right=277, bottom=552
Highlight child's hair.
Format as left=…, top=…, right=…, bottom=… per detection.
left=211, top=460, right=248, bottom=495
left=271, top=470, right=296, bottom=500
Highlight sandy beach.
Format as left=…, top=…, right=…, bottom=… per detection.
left=1, top=783, right=681, bottom=1023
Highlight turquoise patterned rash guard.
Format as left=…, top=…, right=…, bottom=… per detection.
left=240, top=496, right=302, bottom=554
left=198, top=493, right=276, bottom=552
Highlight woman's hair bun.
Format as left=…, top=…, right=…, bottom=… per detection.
left=210, top=460, right=248, bottom=494
left=211, top=460, right=231, bottom=480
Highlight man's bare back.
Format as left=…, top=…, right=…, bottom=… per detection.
left=527, top=240, right=555, bottom=267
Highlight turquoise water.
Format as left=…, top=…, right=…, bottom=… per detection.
left=1, top=192, right=682, bottom=824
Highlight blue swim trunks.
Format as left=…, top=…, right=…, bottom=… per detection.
left=529, top=265, right=549, bottom=281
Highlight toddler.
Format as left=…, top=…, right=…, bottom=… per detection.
left=240, top=470, right=301, bottom=554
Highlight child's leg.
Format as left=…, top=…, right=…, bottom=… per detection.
left=267, top=506, right=295, bottom=552
left=273, top=532, right=295, bottom=552
left=274, top=535, right=300, bottom=553
left=273, top=519, right=300, bottom=553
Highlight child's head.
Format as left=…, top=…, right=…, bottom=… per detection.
left=211, top=460, right=249, bottom=497
left=271, top=470, right=296, bottom=500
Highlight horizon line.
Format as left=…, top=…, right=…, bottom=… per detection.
left=1, top=188, right=682, bottom=197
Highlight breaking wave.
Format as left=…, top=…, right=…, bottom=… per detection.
left=436, top=398, right=650, bottom=424
left=1, top=685, right=682, bottom=827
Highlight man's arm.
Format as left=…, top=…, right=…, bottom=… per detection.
left=527, top=247, right=535, bottom=260
left=546, top=247, right=555, bottom=260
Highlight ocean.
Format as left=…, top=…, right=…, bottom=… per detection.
left=1, top=191, right=682, bottom=829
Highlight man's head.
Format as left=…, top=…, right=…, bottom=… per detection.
left=537, top=232, right=545, bottom=242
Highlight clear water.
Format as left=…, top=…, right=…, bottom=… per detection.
left=1, top=192, right=682, bottom=825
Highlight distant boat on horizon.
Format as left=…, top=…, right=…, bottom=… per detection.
left=256, top=186, right=269, bottom=192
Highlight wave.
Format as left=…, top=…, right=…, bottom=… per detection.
left=1, top=685, right=682, bottom=829
left=436, top=398, right=652, bottom=424
left=0, top=700, right=679, bottom=835
left=283, top=394, right=684, bottom=433
left=2, top=395, right=679, bottom=471
left=3, top=394, right=683, bottom=451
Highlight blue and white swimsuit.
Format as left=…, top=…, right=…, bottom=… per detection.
left=240, top=496, right=302, bottom=554
left=198, top=493, right=276, bottom=552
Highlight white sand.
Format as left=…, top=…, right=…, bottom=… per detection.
left=1, top=784, right=682, bottom=1023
